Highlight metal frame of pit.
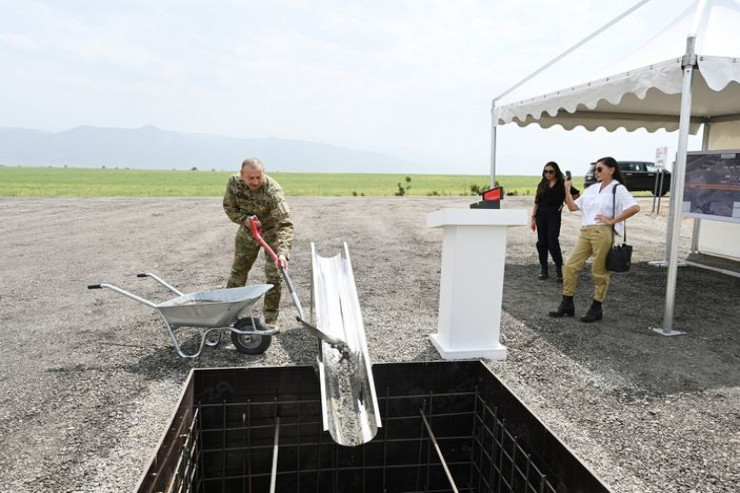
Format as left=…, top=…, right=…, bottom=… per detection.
left=136, top=361, right=611, bottom=493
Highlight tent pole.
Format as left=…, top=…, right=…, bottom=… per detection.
left=490, top=100, right=498, bottom=188
left=654, top=35, right=697, bottom=337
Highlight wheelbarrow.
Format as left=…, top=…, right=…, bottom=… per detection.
left=87, top=273, right=278, bottom=358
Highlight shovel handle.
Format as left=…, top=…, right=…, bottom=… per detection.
left=248, top=217, right=352, bottom=357
left=248, top=216, right=304, bottom=319
left=248, top=216, right=283, bottom=267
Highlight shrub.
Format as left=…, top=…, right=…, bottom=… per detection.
left=395, top=176, right=412, bottom=196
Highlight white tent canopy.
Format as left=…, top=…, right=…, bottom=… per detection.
left=494, top=55, right=740, bottom=133
left=490, top=0, right=740, bottom=334
left=493, top=0, right=740, bottom=134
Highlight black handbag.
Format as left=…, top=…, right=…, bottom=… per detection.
left=606, top=185, right=632, bottom=272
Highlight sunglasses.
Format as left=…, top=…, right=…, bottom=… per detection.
left=595, top=167, right=605, bottom=172
left=543, top=169, right=555, bottom=174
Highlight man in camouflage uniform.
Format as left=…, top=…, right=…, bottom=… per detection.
left=223, top=158, right=294, bottom=328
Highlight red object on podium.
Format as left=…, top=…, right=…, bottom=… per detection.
left=482, top=187, right=502, bottom=201
left=470, top=186, right=504, bottom=209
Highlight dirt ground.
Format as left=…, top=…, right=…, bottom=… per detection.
left=0, top=195, right=738, bottom=492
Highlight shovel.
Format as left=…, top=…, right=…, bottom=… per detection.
left=247, top=216, right=353, bottom=359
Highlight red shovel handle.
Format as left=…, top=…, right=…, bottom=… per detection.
left=248, top=215, right=304, bottom=319
left=247, top=217, right=350, bottom=357
left=248, top=216, right=283, bottom=267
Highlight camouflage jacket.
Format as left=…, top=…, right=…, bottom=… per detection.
left=223, top=173, right=294, bottom=258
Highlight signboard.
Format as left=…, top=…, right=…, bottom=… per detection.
left=655, top=146, right=668, bottom=170
left=682, top=150, right=740, bottom=224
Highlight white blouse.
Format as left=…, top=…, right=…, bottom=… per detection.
left=574, top=180, right=638, bottom=236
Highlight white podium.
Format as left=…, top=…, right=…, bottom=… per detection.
left=427, top=208, right=528, bottom=360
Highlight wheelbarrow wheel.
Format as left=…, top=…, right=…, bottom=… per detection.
left=231, top=317, right=272, bottom=355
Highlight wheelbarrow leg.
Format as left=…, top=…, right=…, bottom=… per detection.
left=157, top=313, right=213, bottom=359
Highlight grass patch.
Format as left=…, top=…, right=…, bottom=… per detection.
left=0, top=166, right=586, bottom=197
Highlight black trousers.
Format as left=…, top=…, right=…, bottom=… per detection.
left=535, top=211, right=563, bottom=269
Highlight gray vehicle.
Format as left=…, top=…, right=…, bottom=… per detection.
left=584, top=160, right=670, bottom=196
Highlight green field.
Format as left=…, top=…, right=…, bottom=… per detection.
left=0, top=166, right=585, bottom=197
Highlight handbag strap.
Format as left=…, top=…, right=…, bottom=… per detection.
left=612, top=184, right=627, bottom=243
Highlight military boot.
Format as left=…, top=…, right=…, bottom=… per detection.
left=580, top=300, right=603, bottom=323
left=555, top=264, right=563, bottom=283
left=264, top=312, right=280, bottom=331
left=548, top=295, right=574, bottom=317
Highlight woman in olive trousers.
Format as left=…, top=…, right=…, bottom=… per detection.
left=548, top=157, right=639, bottom=323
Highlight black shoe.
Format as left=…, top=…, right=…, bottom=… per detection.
left=538, top=267, right=549, bottom=280
left=555, top=265, right=563, bottom=283
left=548, top=295, right=574, bottom=317
left=580, top=300, right=603, bottom=323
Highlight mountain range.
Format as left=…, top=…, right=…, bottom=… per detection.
left=0, top=125, right=435, bottom=173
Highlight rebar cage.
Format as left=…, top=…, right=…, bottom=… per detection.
left=137, top=362, right=610, bottom=493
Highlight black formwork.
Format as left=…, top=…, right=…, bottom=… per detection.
left=136, top=361, right=610, bottom=493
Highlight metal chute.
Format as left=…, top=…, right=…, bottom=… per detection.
left=247, top=216, right=381, bottom=446
left=311, top=242, right=381, bottom=447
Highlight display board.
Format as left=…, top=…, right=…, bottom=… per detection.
left=683, top=150, right=740, bottom=224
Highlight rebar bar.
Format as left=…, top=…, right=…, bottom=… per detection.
left=269, top=416, right=280, bottom=493
left=419, top=408, right=459, bottom=493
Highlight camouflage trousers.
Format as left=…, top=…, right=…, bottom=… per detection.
left=226, top=226, right=282, bottom=324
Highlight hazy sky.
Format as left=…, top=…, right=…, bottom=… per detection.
left=0, top=0, right=711, bottom=175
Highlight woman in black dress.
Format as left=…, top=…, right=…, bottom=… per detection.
left=530, top=161, right=579, bottom=282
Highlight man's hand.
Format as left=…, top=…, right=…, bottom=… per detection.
left=277, top=254, right=288, bottom=269
left=246, top=215, right=262, bottom=229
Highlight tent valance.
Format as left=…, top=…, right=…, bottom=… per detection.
left=492, top=56, right=740, bottom=134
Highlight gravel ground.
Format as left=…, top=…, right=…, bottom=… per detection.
left=0, top=196, right=738, bottom=492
